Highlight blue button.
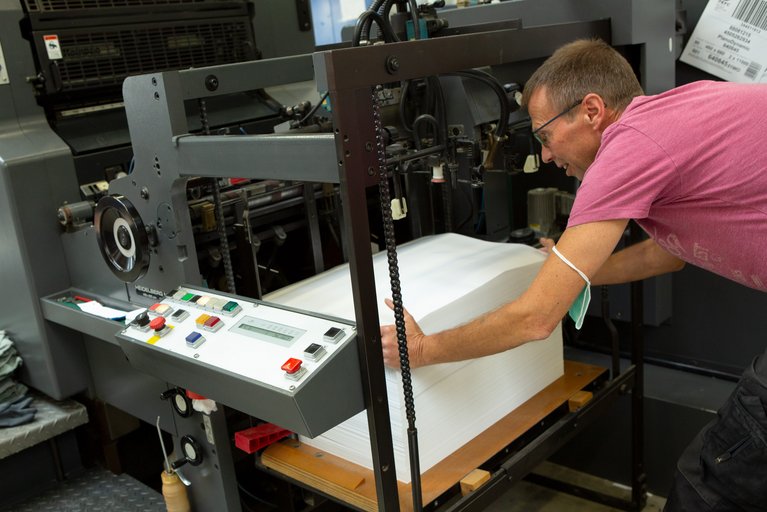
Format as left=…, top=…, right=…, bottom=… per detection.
left=185, top=331, right=205, bottom=348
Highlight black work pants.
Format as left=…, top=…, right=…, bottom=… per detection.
left=664, top=349, right=767, bottom=512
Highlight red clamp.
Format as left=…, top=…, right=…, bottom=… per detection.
left=234, top=423, right=292, bottom=454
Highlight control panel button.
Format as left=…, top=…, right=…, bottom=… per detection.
left=303, top=343, right=327, bottom=362
left=171, top=309, right=189, bottom=322
left=208, top=298, right=227, bottom=311
left=281, top=358, right=303, bottom=374
left=323, top=327, right=344, bottom=343
left=149, top=316, right=170, bottom=337
left=196, top=296, right=212, bottom=308
left=181, top=292, right=195, bottom=302
left=130, top=311, right=151, bottom=331
left=149, top=316, right=166, bottom=330
left=281, top=358, right=307, bottom=381
left=149, top=303, right=173, bottom=317
left=195, top=313, right=211, bottom=327
left=203, top=316, right=223, bottom=332
left=222, top=301, right=242, bottom=316
left=185, top=331, right=206, bottom=349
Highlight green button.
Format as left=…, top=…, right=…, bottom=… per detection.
left=181, top=293, right=195, bottom=301
left=223, top=301, right=239, bottom=312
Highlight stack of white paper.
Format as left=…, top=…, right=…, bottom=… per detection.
left=266, top=233, right=563, bottom=483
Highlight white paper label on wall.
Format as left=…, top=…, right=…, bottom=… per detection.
left=0, top=42, right=9, bottom=85
left=43, top=34, right=63, bottom=60
left=680, top=0, right=767, bottom=82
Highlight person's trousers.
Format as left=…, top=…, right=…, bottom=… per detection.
left=664, top=349, right=767, bottom=512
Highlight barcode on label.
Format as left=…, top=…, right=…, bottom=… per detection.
left=733, top=0, right=767, bottom=29
left=745, top=61, right=762, bottom=79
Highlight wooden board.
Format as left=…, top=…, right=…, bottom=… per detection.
left=262, top=360, right=606, bottom=511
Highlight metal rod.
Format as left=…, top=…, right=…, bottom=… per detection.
left=600, top=285, right=621, bottom=378
left=332, top=86, right=401, bottom=510
left=628, top=223, right=647, bottom=511
left=524, top=473, right=635, bottom=511
left=156, top=416, right=172, bottom=474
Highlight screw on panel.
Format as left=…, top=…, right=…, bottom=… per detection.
left=205, top=75, right=219, bottom=91
left=385, top=55, right=399, bottom=74
left=141, top=187, right=150, bottom=199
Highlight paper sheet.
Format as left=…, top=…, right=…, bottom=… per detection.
left=77, top=300, right=143, bottom=322
left=266, top=233, right=563, bottom=483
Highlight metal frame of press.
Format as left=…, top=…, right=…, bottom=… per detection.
left=121, top=18, right=652, bottom=512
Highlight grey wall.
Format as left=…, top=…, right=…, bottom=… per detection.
left=251, top=0, right=317, bottom=58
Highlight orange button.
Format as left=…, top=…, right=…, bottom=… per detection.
left=281, top=358, right=302, bottom=374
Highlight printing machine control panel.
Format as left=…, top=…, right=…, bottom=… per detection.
left=120, top=286, right=356, bottom=393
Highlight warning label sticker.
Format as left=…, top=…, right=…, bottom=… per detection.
left=43, top=34, right=63, bottom=60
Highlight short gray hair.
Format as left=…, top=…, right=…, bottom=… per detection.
left=521, top=39, right=644, bottom=113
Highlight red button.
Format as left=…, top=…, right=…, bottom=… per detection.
left=149, top=317, right=166, bottom=331
left=281, top=358, right=302, bottom=374
left=204, top=316, right=220, bottom=328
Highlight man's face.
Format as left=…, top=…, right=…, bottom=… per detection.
left=527, top=87, right=601, bottom=181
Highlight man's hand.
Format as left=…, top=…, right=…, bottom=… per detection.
left=380, top=298, right=426, bottom=369
left=538, top=237, right=555, bottom=254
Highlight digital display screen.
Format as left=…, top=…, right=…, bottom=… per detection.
left=232, top=316, right=306, bottom=347
left=238, top=323, right=293, bottom=341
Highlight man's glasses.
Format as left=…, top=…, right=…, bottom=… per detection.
left=532, top=99, right=583, bottom=147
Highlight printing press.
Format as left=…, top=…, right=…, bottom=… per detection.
left=0, top=0, right=677, bottom=510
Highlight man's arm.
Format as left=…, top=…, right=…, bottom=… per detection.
left=381, top=219, right=629, bottom=368
left=592, top=238, right=685, bottom=285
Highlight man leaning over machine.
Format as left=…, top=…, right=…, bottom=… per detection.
left=380, top=39, right=767, bottom=511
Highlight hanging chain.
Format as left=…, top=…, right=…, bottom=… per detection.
left=372, top=86, right=416, bottom=426
left=199, top=99, right=236, bottom=294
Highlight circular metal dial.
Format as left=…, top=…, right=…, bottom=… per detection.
left=94, top=195, right=150, bottom=282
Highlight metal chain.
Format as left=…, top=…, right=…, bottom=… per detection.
left=199, top=99, right=237, bottom=294
left=372, top=85, right=416, bottom=423
left=372, top=84, right=423, bottom=511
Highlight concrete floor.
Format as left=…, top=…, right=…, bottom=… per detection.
left=485, top=461, right=667, bottom=511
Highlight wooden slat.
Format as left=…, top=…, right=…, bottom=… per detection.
left=568, top=390, right=594, bottom=412
left=262, top=360, right=606, bottom=511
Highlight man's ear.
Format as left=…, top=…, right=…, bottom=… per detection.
left=582, top=93, right=608, bottom=129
